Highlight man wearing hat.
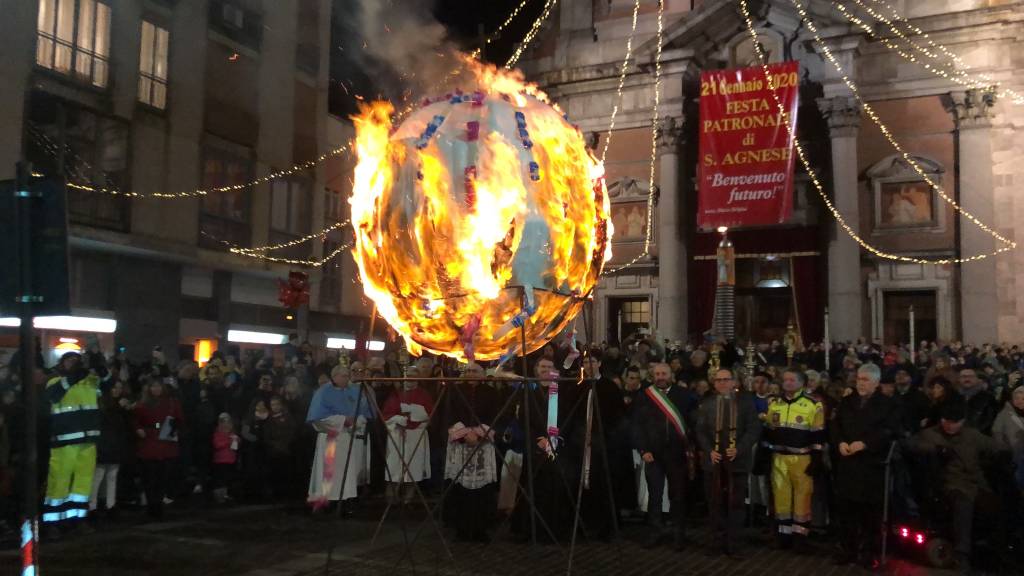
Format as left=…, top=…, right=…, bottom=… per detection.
left=43, top=351, right=108, bottom=538
left=908, top=401, right=1008, bottom=575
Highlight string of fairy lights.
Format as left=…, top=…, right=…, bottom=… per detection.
left=600, top=0, right=642, bottom=163
left=469, top=0, right=535, bottom=60
left=738, top=0, right=1015, bottom=264
left=506, top=0, right=558, bottom=68
left=863, top=0, right=1024, bottom=105
left=38, top=0, right=1016, bottom=269
left=231, top=220, right=350, bottom=256
left=834, top=0, right=1024, bottom=105
left=603, top=0, right=664, bottom=275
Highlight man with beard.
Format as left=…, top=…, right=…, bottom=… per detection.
left=444, top=362, right=500, bottom=541
left=632, top=363, right=697, bottom=550
left=696, top=368, right=760, bottom=558
left=572, top=353, right=625, bottom=540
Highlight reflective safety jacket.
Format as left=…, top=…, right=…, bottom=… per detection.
left=765, top=392, right=825, bottom=454
left=46, top=374, right=102, bottom=447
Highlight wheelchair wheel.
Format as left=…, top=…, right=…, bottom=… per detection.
left=925, top=538, right=954, bottom=568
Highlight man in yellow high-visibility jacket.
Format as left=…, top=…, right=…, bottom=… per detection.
left=43, top=352, right=105, bottom=538
left=765, top=368, right=825, bottom=550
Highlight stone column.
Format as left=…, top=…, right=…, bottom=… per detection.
left=819, top=96, right=864, bottom=341
left=655, top=116, right=687, bottom=341
left=950, top=90, right=998, bottom=343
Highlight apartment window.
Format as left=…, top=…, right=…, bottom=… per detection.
left=268, top=178, right=312, bottom=260
left=36, top=0, right=111, bottom=88
left=25, top=94, right=131, bottom=231
left=199, top=137, right=252, bottom=249
left=208, top=0, right=262, bottom=50
left=271, top=178, right=312, bottom=236
left=138, top=21, right=169, bottom=109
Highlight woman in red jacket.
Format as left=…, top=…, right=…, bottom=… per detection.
left=133, top=376, right=184, bottom=519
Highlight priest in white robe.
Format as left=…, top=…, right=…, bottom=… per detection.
left=306, top=365, right=372, bottom=514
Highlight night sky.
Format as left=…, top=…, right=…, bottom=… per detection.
left=329, top=0, right=547, bottom=117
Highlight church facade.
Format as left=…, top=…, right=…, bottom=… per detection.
left=520, top=0, right=1024, bottom=347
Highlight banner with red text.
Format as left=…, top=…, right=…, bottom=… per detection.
left=697, top=61, right=799, bottom=228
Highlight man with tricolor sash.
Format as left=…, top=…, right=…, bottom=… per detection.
left=631, top=363, right=697, bottom=550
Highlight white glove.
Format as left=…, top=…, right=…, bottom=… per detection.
left=407, top=404, right=429, bottom=423
left=387, top=415, right=409, bottom=428
left=315, top=415, right=346, bottom=433
left=399, top=403, right=411, bottom=413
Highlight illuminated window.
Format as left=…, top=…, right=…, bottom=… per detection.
left=138, top=21, right=169, bottom=109
left=621, top=300, right=651, bottom=324
left=36, top=0, right=111, bottom=88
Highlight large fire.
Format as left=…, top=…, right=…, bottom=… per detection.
left=350, top=60, right=612, bottom=362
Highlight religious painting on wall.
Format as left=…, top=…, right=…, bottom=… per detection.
left=610, top=201, right=648, bottom=242
left=879, top=181, right=935, bottom=227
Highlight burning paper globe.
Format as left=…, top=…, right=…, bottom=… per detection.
left=349, top=64, right=612, bottom=362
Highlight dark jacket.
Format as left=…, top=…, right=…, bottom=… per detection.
left=695, top=392, right=762, bottom=474
left=263, top=411, right=296, bottom=457
left=96, top=396, right=132, bottom=464
left=895, top=386, right=931, bottom=435
left=630, top=384, right=697, bottom=462
left=959, top=387, right=999, bottom=435
left=906, top=425, right=1007, bottom=499
left=831, top=391, right=901, bottom=503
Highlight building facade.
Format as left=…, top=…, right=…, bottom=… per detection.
left=0, top=0, right=372, bottom=366
left=520, top=0, right=1024, bottom=347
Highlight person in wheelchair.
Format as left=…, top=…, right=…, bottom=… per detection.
left=906, top=401, right=1010, bottom=575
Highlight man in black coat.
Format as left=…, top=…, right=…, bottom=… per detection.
left=894, top=367, right=930, bottom=435
left=695, top=368, right=761, bottom=558
left=831, top=363, right=901, bottom=568
left=570, top=354, right=626, bottom=539
left=631, top=363, right=697, bottom=550
left=956, top=368, right=999, bottom=435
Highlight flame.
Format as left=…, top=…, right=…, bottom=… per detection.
left=350, top=58, right=612, bottom=362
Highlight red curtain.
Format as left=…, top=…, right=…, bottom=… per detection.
left=689, top=259, right=717, bottom=340
left=688, top=227, right=823, bottom=345
left=790, top=255, right=823, bottom=347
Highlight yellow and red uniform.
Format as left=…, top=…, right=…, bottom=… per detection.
left=765, top=391, right=824, bottom=537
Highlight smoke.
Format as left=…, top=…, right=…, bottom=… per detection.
left=339, top=0, right=464, bottom=103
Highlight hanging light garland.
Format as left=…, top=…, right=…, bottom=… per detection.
left=232, top=220, right=351, bottom=255
left=469, top=0, right=537, bottom=60
left=604, top=0, right=664, bottom=275
left=506, top=0, right=558, bottom=68
left=738, top=0, right=1014, bottom=265
left=63, top=145, right=349, bottom=198
left=200, top=230, right=352, bottom=267
left=834, top=0, right=1024, bottom=104
left=600, top=0, right=642, bottom=163
left=862, top=0, right=1023, bottom=104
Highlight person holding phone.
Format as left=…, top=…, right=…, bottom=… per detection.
left=133, top=376, right=184, bottom=519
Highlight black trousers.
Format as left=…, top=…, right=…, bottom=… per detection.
left=837, top=497, right=881, bottom=558
left=704, top=470, right=747, bottom=550
left=450, top=482, right=497, bottom=540
left=644, top=457, right=687, bottom=535
left=141, top=459, right=170, bottom=518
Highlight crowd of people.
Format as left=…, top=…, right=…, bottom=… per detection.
left=0, top=334, right=1022, bottom=575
